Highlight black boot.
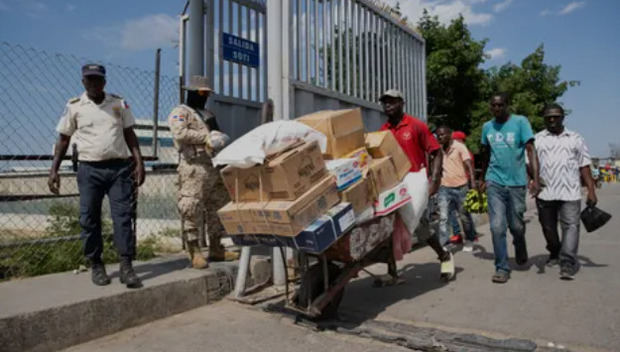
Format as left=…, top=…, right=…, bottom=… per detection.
left=91, top=262, right=111, bottom=286
left=119, top=257, right=142, bottom=289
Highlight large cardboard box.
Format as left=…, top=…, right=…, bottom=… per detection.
left=217, top=202, right=271, bottom=235
left=258, top=176, right=340, bottom=236
left=221, top=141, right=326, bottom=202
left=365, top=131, right=412, bottom=180
left=367, top=157, right=399, bottom=197
left=340, top=177, right=374, bottom=215
left=296, top=108, right=365, bottom=159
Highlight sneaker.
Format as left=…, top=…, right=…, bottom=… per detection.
left=545, top=257, right=560, bottom=267
left=440, top=252, right=455, bottom=281
left=560, top=266, right=576, bottom=280
left=462, top=241, right=473, bottom=252
left=492, top=270, right=510, bottom=284
left=449, top=234, right=463, bottom=244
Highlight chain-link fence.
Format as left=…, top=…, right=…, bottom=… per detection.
left=0, top=42, right=184, bottom=280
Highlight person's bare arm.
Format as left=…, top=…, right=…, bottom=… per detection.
left=580, top=166, right=598, bottom=207
left=525, top=141, right=540, bottom=197
left=123, top=127, right=145, bottom=186
left=428, top=149, right=443, bottom=196
left=478, top=145, right=490, bottom=193
left=464, top=158, right=476, bottom=189
left=48, top=134, right=71, bottom=194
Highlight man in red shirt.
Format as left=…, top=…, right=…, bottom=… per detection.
left=379, top=89, right=455, bottom=280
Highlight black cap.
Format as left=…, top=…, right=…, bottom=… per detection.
left=82, top=64, right=106, bottom=77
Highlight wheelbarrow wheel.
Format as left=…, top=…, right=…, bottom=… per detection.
left=296, top=262, right=344, bottom=320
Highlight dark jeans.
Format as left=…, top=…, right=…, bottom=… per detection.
left=77, top=160, right=135, bottom=262
left=486, top=182, right=527, bottom=273
left=438, top=185, right=476, bottom=245
left=536, top=199, right=581, bottom=269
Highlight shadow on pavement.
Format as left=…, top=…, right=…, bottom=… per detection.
left=108, top=257, right=189, bottom=282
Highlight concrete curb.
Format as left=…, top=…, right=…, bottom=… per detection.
left=0, top=257, right=238, bottom=352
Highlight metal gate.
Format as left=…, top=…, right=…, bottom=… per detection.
left=182, top=0, right=426, bottom=136
left=180, top=0, right=267, bottom=139
left=286, top=0, right=426, bottom=130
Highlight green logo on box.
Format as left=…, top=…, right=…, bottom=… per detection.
left=384, top=193, right=396, bottom=207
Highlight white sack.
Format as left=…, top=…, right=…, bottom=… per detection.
left=213, top=120, right=327, bottom=168
left=397, top=168, right=429, bottom=234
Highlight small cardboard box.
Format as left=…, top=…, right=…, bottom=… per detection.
left=365, top=131, right=412, bottom=180
left=367, top=157, right=399, bottom=197
left=344, top=147, right=372, bottom=171
left=258, top=176, right=340, bottom=236
left=340, top=177, right=374, bottom=215
left=374, top=181, right=412, bottom=216
left=326, top=158, right=362, bottom=191
left=221, top=141, right=326, bottom=202
left=296, top=108, right=365, bottom=159
left=294, top=203, right=355, bottom=254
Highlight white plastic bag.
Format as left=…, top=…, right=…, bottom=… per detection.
left=397, top=169, right=429, bottom=234
left=212, top=120, right=327, bottom=168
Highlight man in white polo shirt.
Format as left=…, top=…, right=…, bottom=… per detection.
left=535, top=103, right=597, bottom=280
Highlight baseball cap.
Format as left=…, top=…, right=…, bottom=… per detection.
left=452, top=131, right=467, bottom=141
left=379, top=89, right=404, bottom=102
left=82, top=64, right=106, bottom=77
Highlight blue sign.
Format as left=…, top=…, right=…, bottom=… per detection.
left=222, top=33, right=259, bottom=68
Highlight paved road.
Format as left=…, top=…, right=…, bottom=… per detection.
left=64, top=301, right=411, bottom=352
left=64, top=184, right=620, bottom=352
left=340, top=183, right=620, bottom=351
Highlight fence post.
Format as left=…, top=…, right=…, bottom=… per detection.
left=152, top=48, right=161, bottom=159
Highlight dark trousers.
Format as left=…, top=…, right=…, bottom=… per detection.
left=77, top=160, right=135, bottom=262
left=536, top=199, right=581, bottom=269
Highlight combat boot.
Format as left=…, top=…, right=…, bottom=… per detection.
left=119, top=257, right=142, bottom=289
left=208, top=248, right=240, bottom=262
left=187, top=240, right=209, bottom=269
left=91, top=262, right=111, bottom=286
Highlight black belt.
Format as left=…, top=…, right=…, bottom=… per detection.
left=80, top=158, right=130, bottom=166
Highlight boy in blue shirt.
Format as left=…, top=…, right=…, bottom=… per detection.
left=479, top=93, right=541, bottom=283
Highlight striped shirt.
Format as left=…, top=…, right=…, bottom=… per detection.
left=535, top=129, right=591, bottom=201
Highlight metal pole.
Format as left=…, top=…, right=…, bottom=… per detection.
left=188, top=0, right=204, bottom=77
left=152, top=48, right=161, bottom=159
left=273, top=246, right=286, bottom=286
left=233, top=246, right=252, bottom=298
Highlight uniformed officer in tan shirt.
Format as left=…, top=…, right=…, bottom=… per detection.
left=49, top=64, right=145, bottom=288
left=168, top=75, right=238, bottom=269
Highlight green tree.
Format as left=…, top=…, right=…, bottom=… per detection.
left=467, top=45, right=579, bottom=153
left=417, top=11, right=488, bottom=132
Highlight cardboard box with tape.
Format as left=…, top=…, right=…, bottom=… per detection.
left=218, top=175, right=340, bottom=236
left=220, top=140, right=327, bottom=202
left=296, top=108, right=365, bottom=159
left=367, top=157, right=399, bottom=197
left=365, top=131, right=412, bottom=180
left=340, top=177, right=374, bottom=215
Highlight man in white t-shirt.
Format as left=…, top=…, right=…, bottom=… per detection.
left=534, top=103, right=597, bottom=280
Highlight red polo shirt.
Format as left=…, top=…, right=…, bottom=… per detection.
left=380, top=114, right=440, bottom=172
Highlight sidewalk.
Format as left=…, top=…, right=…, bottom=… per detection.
left=0, top=255, right=238, bottom=352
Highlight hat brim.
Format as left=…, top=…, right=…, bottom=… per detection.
left=183, top=86, right=213, bottom=91
left=379, top=94, right=403, bottom=102
left=82, top=71, right=105, bottom=77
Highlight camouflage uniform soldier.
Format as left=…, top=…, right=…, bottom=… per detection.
left=168, top=75, right=239, bottom=269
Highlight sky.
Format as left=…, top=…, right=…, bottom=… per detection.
left=0, top=0, right=619, bottom=157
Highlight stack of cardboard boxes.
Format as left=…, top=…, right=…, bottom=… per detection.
left=216, top=108, right=414, bottom=252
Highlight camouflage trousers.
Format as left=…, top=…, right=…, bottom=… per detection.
left=177, top=156, right=230, bottom=254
